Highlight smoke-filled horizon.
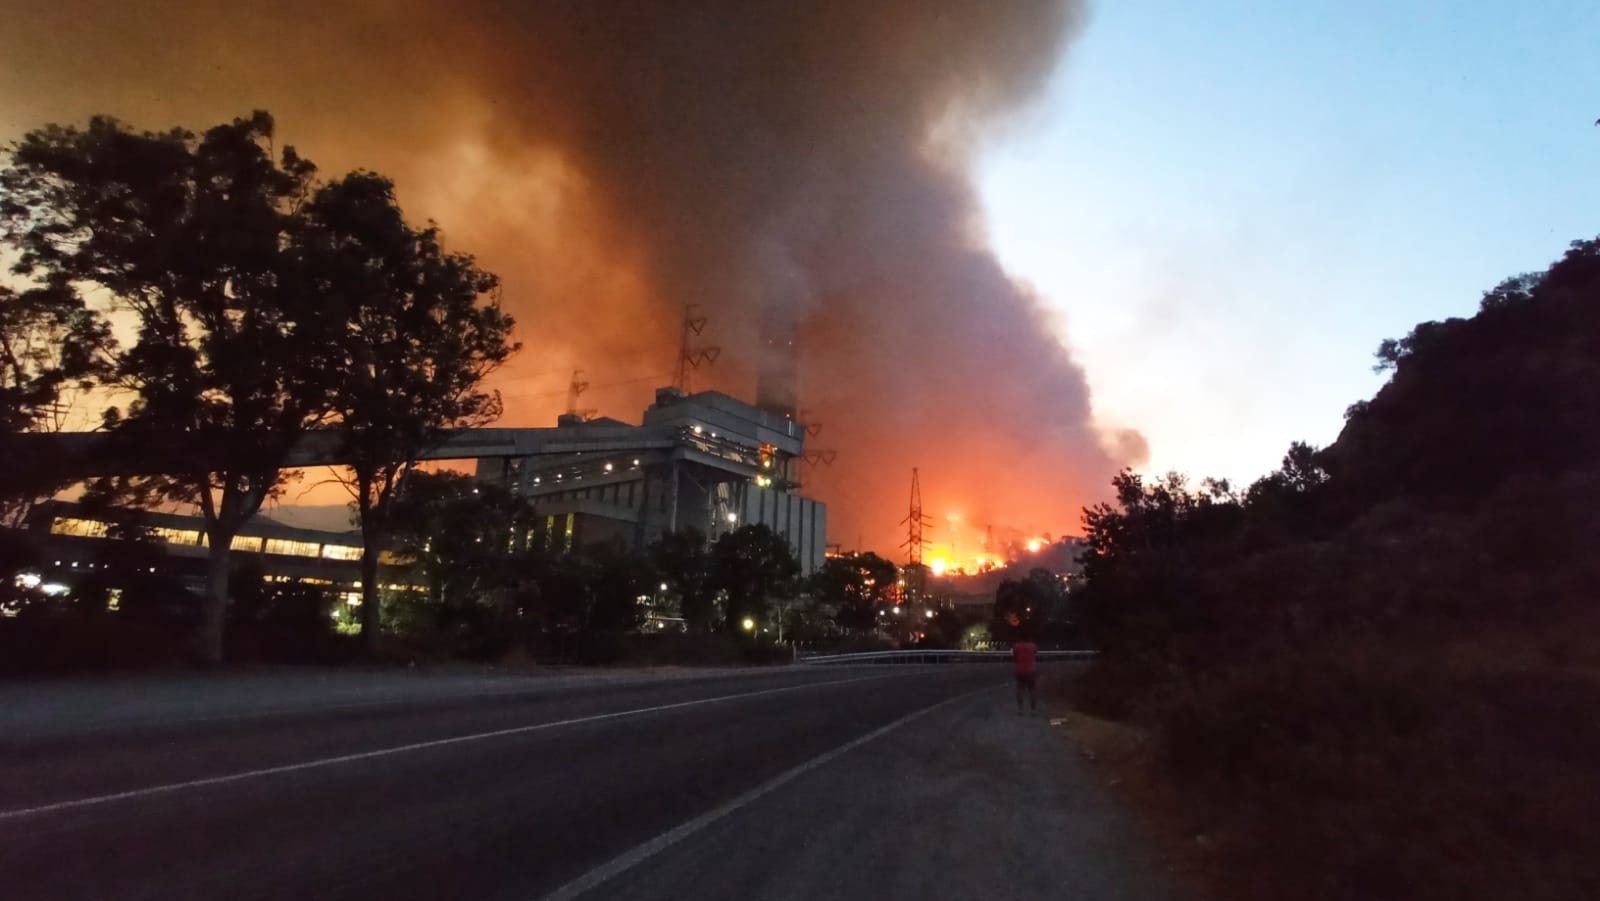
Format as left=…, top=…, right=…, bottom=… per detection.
left=0, top=0, right=1145, bottom=554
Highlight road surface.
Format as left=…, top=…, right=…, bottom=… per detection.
left=0, top=666, right=1177, bottom=899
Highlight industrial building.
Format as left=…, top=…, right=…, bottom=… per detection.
left=8, top=386, right=829, bottom=582
left=21, top=500, right=368, bottom=602
left=473, top=386, right=828, bottom=574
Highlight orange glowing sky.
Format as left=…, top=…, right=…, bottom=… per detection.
left=0, top=1, right=1144, bottom=553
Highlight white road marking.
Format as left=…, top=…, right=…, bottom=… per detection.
left=535, top=686, right=991, bottom=901
left=0, top=673, right=909, bottom=823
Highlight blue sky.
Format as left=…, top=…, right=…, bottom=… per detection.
left=979, top=0, right=1600, bottom=485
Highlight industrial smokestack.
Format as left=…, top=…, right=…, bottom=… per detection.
left=756, top=304, right=798, bottom=419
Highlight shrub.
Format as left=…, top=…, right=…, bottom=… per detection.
left=1155, top=641, right=1600, bottom=901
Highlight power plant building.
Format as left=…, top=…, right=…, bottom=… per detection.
left=473, top=387, right=828, bottom=574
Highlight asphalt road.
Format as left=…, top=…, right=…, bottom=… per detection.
left=0, top=665, right=1176, bottom=900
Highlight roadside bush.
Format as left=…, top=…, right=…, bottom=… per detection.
left=1156, top=641, right=1600, bottom=901
left=573, top=630, right=629, bottom=665
left=0, top=611, right=191, bottom=673
left=622, top=631, right=749, bottom=665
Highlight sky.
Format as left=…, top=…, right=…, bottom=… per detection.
left=2, top=1, right=1597, bottom=550
left=978, top=0, right=1600, bottom=487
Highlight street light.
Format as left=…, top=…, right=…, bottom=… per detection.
left=659, top=582, right=669, bottom=592
left=741, top=617, right=755, bottom=632
left=726, top=512, right=738, bottom=524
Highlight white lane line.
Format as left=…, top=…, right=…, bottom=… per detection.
left=536, top=686, right=991, bottom=901
left=0, top=673, right=907, bottom=823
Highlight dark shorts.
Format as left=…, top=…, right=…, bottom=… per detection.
left=1015, top=671, right=1037, bottom=687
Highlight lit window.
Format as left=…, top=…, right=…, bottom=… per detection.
left=320, top=544, right=362, bottom=561
left=50, top=517, right=109, bottom=538
left=264, top=538, right=321, bottom=558
left=230, top=535, right=264, bottom=553
left=151, top=526, right=201, bottom=546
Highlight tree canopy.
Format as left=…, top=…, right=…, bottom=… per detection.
left=1070, top=235, right=1600, bottom=901
left=0, top=283, right=112, bottom=524
left=710, top=524, right=800, bottom=632
left=1, top=112, right=328, bottom=663
left=650, top=528, right=716, bottom=630
left=991, top=567, right=1065, bottom=642
left=0, top=111, right=520, bottom=663
left=809, top=551, right=896, bottom=633
left=293, top=170, right=518, bottom=651
left=1072, top=234, right=1600, bottom=707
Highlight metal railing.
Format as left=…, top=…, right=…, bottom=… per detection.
left=796, top=649, right=1096, bottom=666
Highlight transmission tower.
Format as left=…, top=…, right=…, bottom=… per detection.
left=675, top=304, right=721, bottom=392
left=798, top=408, right=824, bottom=439
left=564, top=369, right=597, bottom=420
left=796, top=411, right=836, bottom=467
left=899, top=467, right=933, bottom=601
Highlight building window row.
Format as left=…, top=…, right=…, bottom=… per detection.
left=50, top=516, right=365, bottom=562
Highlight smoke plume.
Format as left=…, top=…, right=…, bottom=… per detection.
left=0, top=0, right=1145, bottom=553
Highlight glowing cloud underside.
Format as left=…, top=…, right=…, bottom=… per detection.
left=0, top=0, right=1146, bottom=551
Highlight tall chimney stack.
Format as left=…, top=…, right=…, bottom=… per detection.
left=756, top=305, right=798, bottom=418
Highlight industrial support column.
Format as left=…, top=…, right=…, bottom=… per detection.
left=632, top=467, right=652, bottom=551
left=667, top=458, right=680, bottom=534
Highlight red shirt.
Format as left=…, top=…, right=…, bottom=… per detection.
left=1012, top=641, right=1038, bottom=674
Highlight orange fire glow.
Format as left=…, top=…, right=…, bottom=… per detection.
left=0, top=3, right=1148, bottom=551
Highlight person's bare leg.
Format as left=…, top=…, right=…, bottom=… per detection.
left=1028, top=678, right=1037, bottom=713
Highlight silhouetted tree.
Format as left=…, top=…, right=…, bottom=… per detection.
left=0, top=284, right=113, bottom=525
left=1067, top=236, right=1600, bottom=900
left=1329, top=239, right=1600, bottom=513
left=293, top=172, right=518, bottom=654
left=710, top=524, right=799, bottom=632
left=810, top=551, right=897, bottom=632
left=1, top=112, right=325, bottom=664
left=385, top=471, right=535, bottom=606
left=992, top=567, right=1065, bottom=641
left=649, top=528, right=715, bottom=630
left=383, top=471, right=537, bottom=656
left=576, top=542, right=649, bottom=634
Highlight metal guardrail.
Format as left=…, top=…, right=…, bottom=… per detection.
left=796, top=649, right=1097, bottom=666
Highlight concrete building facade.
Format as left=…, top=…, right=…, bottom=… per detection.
left=474, top=387, right=828, bottom=573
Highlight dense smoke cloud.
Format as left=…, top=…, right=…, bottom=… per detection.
left=0, top=0, right=1144, bottom=552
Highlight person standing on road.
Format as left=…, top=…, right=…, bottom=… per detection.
left=1012, top=637, right=1038, bottom=714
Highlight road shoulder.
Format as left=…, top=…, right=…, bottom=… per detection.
left=593, top=683, right=1184, bottom=900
